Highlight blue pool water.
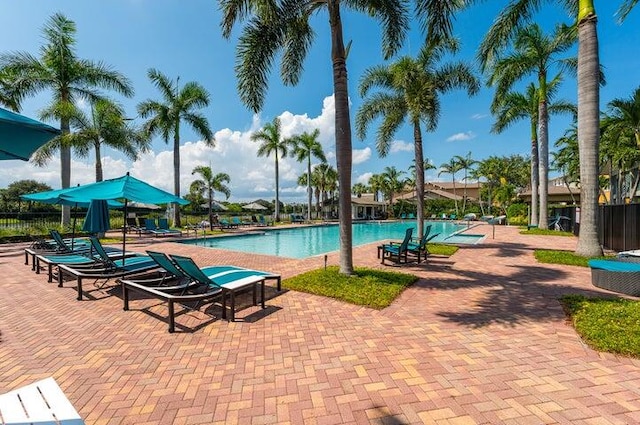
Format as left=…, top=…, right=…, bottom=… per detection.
left=180, top=220, right=480, bottom=259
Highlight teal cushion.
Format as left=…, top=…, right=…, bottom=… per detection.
left=589, top=259, right=640, bottom=272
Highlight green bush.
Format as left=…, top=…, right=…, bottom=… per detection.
left=561, top=295, right=640, bottom=357
left=283, top=266, right=416, bottom=309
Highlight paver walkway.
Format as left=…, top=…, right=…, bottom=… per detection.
left=1, top=223, right=640, bottom=424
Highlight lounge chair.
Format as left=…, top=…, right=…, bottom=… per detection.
left=170, top=254, right=268, bottom=321
left=400, top=213, right=407, bottom=219
left=220, top=217, right=238, bottom=228
left=158, top=218, right=182, bottom=236
left=144, top=218, right=181, bottom=237
left=57, top=237, right=159, bottom=300
left=407, top=231, right=440, bottom=263
left=0, top=377, right=84, bottom=425
left=290, top=214, right=305, bottom=223
left=589, top=258, right=640, bottom=296
left=408, top=213, right=416, bottom=219
left=380, top=228, right=413, bottom=265
left=24, top=230, right=91, bottom=270
left=258, top=215, right=271, bottom=226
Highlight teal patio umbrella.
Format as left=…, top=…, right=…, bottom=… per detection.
left=59, top=173, right=189, bottom=260
left=82, top=199, right=111, bottom=235
left=0, top=107, right=60, bottom=161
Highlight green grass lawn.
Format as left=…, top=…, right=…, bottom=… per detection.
left=428, top=243, right=459, bottom=256
left=520, top=227, right=574, bottom=236
left=534, top=249, right=610, bottom=267
left=561, top=295, right=640, bottom=358
left=283, top=266, right=417, bottom=309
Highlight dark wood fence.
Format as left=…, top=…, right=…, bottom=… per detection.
left=598, top=203, right=640, bottom=252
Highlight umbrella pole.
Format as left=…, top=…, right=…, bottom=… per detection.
left=123, top=199, right=128, bottom=265
left=71, top=203, right=78, bottom=251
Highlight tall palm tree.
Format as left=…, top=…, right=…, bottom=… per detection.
left=486, top=22, right=575, bottom=230
left=250, top=118, right=293, bottom=222
left=453, top=152, right=477, bottom=215
left=191, top=165, right=231, bottom=230
left=351, top=183, right=368, bottom=197
left=491, top=80, right=575, bottom=226
left=290, top=129, right=326, bottom=221
left=356, top=38, right=478, bottom=237
left=606, top=86, right=640, bottom=148
left=34, top=99, right=149, bottom=182
left=479, top=0, right=604, bottom=257
left=219, top=0, right=466, bottom=274
left=617, top=0, right=639, bottom=22
left=0, top=13, right=134, bottom=225
left=439, top=158, right=461, bottom=215
left=381, top=166, right=406, bottom=215
left=369, top=173, right=386, bottom=203
left=311, top=162, right=338, bottom=219
left=137, top=69, right=214, bottom=227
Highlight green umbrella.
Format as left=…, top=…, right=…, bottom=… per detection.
left=0, top=107, right=60, bottom=161
left=82, top=199, right=111, bottom=235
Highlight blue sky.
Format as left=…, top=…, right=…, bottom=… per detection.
left=1, top=1, right=639, bottom=202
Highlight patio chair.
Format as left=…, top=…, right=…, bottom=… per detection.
left=258, top=215, right=271, bottom=226
left=158, top=218, right=182, bottom=236
left=170, top=254, right=267, bottom=321
left=24, top=230, right=91, bottom=270
left=407, top=231, right=440, bottom=263
left=57, top=237, right=159, bottom=300
left=379, top=227, right=413, bottom=265
left=589, top=258, right=640, bottom=296
left=290, top=214, right=305, bottom=223
left=0, top=377, right=84, bottom=425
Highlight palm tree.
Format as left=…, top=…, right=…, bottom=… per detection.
left=486, top=22, right=575, bottom=230
left=606, top=86, right=640, bottom=148
left=479, top=0, right=604, bottom=257
left=553, top=126, right=581, bottom=205
left=250, top=117, right=293, bottom=222
left=617, top=0, right=639, bottom=22
left=219, top=0, right=466, bottom=274
left=352, top=183, right=368, bottom=198
left=491, top=80, right=575, bottom=226
left=356, top=38, right=479, bottom=238
left=439, top=158, right=461, bottom=215
left=0, top=13, right=134, bottom=225
left=191, top=165, right=231, bottom=230
left=34, top=99, right=148, bottom=182
left=369, top=173, right=386, bottom=203
left=381, top=166, right=406, bottom=216
left=453, top=152, right=478, bottom=215
left=311, top=163, right=338, bottom=219
left=290, top=129, right=326, bottom=221
left=137, top=69, right=214, bottom=227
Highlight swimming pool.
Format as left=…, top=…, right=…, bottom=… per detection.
left=180, top=220, right=480, bottom=259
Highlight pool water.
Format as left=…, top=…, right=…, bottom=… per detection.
left=180, top=220, right=479, bottom=259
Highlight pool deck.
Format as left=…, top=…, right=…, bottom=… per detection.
left=2, top=223, right=640, bottom=424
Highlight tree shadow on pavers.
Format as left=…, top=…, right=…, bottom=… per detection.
left=457, top=241, right=534, bottom=258
left=420, top=264, right=609, bottom=327
left=369, top=407, right=408, bottom=425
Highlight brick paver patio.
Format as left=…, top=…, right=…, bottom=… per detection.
left=2, top=223, right=640, bottom=424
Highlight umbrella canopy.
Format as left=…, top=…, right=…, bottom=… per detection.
left=22, top=187, right=123, bottom=208
left=243, top=201, right=267, bottom=211
left=200, top=200, right=227, bottom=211
left=58, top=174, right=189, bottom=205
left=0, top=107, right=60, bottom=161
left=82, top=199, right=111, bottom=234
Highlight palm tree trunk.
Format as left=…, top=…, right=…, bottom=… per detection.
left=307, top=156, right=312, bottom=221
left=530, top=123, right=539, bottom=226
left=315, top=188, right=321, bottom=219
left=275, top=152, right=280, bottom=222
left=208, top=188, right=214, bottom=231
left=538, top=98, right=549, bottom=229
left=452, top=175, right=458, bottom=215
left=95, top=141, right=103, bottom=182
left=462, top=169, right=468, bottom=214
left=173, top=132, right=181, bottom=227
left=413, top=122, right=425, bottom=238
left=60, top=118, right=71, bottom=226
left=575, top=4, right=603, bottom=257
left=329, top=0, right=353, bottom=275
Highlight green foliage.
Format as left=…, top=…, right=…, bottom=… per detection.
left=428, top=244, right=458, bottom=256
left=283, top=266, right=416, bottom=309
left=507, top=202, right=528, bottom=226
left=561, top=295, right=640, bottom=357
left=534, top=249, right=609, bottom=267
left=522, top=228, right=574, bottom=236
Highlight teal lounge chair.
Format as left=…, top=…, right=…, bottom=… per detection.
left=589, top=259, right=640, bottom=296
left=407, top=229, right=440, bottom=263
left=170, top=254, right=268, bottom=321
left=158, top=218, right=182, bottom=236
left=380, top=228, right=413, bottom=265
left=57, top=237, right=159, bottom=300
left=145, top=218, right=181, bottom=236
left=24, top=230, right=91, bottom=270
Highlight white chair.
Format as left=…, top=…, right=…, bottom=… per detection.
left=0, top=377, right=84, bottom=424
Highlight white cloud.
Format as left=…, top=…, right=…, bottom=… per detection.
left=0, top=95, right=347, bottom=203
left=446, top=131, right=476, bottom=142
left=356, top=172, right=373, bottom=185
left=352, top=147, right=371, bottom=165
left=471, top=113, right=488, bottom=120
left=389, top=140, right=413, bottom=153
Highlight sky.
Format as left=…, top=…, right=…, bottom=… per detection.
left=0, top=1, right=639, bottom=203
